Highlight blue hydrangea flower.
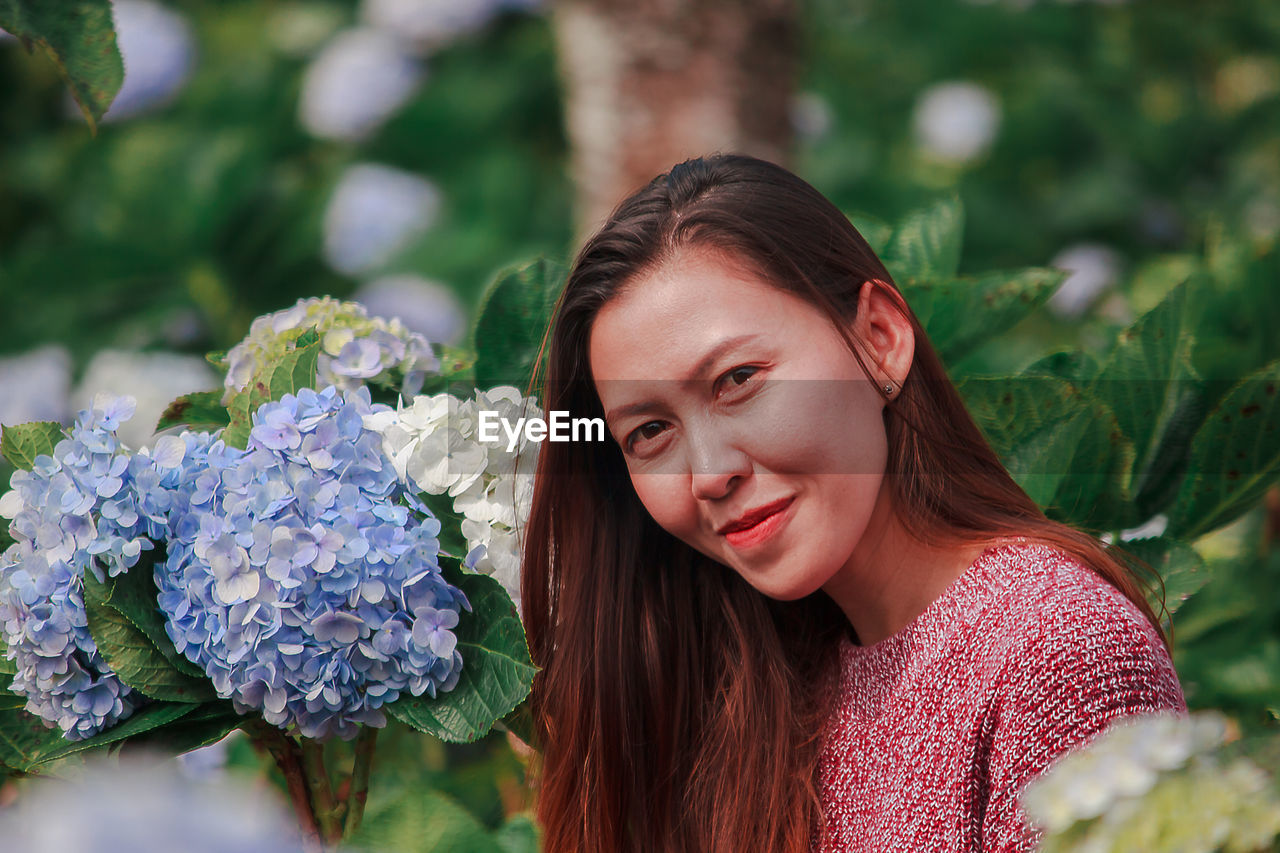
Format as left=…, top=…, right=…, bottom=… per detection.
left=156, top=385, right=468, bottom=740
left=0, top=396, right=188, bottom=740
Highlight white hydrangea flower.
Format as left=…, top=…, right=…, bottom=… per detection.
left=912, top=81, right=1001, bottom=165
left=365, top=386, right=542, bottom=607
left=323, top=163, right=443, bottom=276
left=223, top=296, right=439, bottom=404
left=354, top=274, right=467, bottom=345
left=1047, top=243, right=1123, bottom=319
left=102, top=0, right=196, bottom=122
left=360, top=0, right=505, bottom=53
left=0, top=345, right=71, bottom=427
left=71, top=350, right=218, bottom=449
left=1022, top=712, right=1231, bottom=835
left=298, top=27, right=424, bottom=141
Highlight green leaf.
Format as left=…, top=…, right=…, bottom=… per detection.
left=899, top=267, right=1063, bottom=363
left=882, top=195, right=964, bottom=282
left=498, top=698, right=536, bottom=750
left=1114, top=536, right=1208, bottom=619
left=1, top=421, right=64, bottom=471
left=472, top=258, right=565, bottom=391
left=83, top=570, right=214, bottom=703
left=495, top=814, right=542, bottom=853
left=114, top=702, right=243, bottom=757
left=0, top=633, right=15, bottom=677
left=350, top=788, right=505, bottom=853
left=1087, top=279, right=1206, bottom=518
left=387, top=565, right=537, bottom=743
left=1024, top=350, right=1101, bottom=385
left=1166, top=360, right=1280, bottom=540
left=0, top=702, right=72, bottom=774
left=0, top=700, right=195, bottom=773
left=222, top=327, right=323, bottom=449
left=958, top=376, right=1136, bottom=529
left=88, top=551, right=206, bottom=679
left=844, top=211, right=893, bottom=256
left=156, top=391, right=231, bottom=432
left=0, top=0, right=124, bottom=133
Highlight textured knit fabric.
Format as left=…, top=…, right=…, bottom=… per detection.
left=814, top=538, right=1186, bottom=853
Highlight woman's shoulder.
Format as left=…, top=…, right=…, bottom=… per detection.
left=967, top=538, right=1187, bottom=845
left=974, top=537, right=1169, bottom=659
left=973, top=536, right=1186, bottom=726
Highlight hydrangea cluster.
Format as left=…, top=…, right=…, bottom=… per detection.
left=1023, top=712, right=1280, bottom=851
left=364, top=386, right=541, bottom=608
left=157, top=386, right=468, bottom=740
left=222, top=297, right=439, bottom=405
left=0, top=396, right=182, bottom=739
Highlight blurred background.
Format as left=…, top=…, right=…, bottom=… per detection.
left=3, top=0, right=1278, bottom=420
left=2, top=0, right=1280, bottom=847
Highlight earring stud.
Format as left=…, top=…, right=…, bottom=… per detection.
left=883, top=382, right=894, bottom=395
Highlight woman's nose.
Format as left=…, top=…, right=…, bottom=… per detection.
left=688, top=429, right=752, bottom=501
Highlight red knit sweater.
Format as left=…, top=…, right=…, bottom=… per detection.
left=814, top=539, right=1187, bottom=852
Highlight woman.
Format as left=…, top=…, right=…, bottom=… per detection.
left=520, top=153, right=1185, bottom=853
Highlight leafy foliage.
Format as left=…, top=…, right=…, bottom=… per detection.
left=221, top=326, right=321, bottom=448
left=0, top=421, right=63, bottom=470
left=472, top=258, right=565, bottom=392
left=0, top=0, right=123, bottom=131
left=389, top=561, right=537, bottom=744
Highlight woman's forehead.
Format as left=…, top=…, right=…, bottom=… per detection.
left=588, top=257, right=801, bottom=379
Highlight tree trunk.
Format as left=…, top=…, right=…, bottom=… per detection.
left=551, top=0, right=798, bottom=244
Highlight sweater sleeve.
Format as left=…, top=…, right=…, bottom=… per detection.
left=977, top=585, right=1187, bottom=853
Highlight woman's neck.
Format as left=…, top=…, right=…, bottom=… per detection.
left=820, top=499, right=996, bottom=647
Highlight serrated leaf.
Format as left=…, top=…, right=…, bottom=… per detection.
left=114, top=701, right=242, bottom=757
left=92, top=551, right=207, bottom=679
left=387, top=566, right=536, bottom=743
left=83, top=570, right=214, bottom=703
left=882, top=196, right=964, bottom=282
left=0, top=0, right=124, bottom=132
left=156, top=391, right=231, bottom=432
left=1115, top=536, right=1208, bottom=619
left=1, top=421, right=63, bottom=471
left=899, top=267, right=1062, bottom=363
left=1024, top=350, right=1102, bottom=386
left=473, top=258, right=565, bottom=391
left=0, top=700, right=195, bottom=773
left=958, top=376, right=1136, bottom=529
left=222, top=328, right=323, bottom=449
left=1087, top=279, right=1207, bottom=516
left=0, top=702, right=71, bottom=774
left=1166, top=360, right=1280, bottom=540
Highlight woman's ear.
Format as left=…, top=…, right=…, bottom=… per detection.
left=851, top=280, right=915, bottom=390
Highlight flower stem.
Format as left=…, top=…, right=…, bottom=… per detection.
left=246, top=722, right=324, bottom=853
left=300, top=738, right=342, bottom=844
left=343, top=726, right=379, bottom=839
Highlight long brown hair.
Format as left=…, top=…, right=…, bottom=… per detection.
left=520, top=153, right=1167, bottom=853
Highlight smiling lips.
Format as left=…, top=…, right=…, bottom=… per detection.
left=718, top=496, right=795, bottom=548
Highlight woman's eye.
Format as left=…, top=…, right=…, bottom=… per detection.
left=627, top=421, right=667, bottom=451
left=716, top=365, right=759, bottom=396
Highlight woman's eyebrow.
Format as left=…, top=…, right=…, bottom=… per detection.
left=603, top=333, right=765, bottom=422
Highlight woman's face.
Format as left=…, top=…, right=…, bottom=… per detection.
left=588, top=245, right=912, bottom=601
